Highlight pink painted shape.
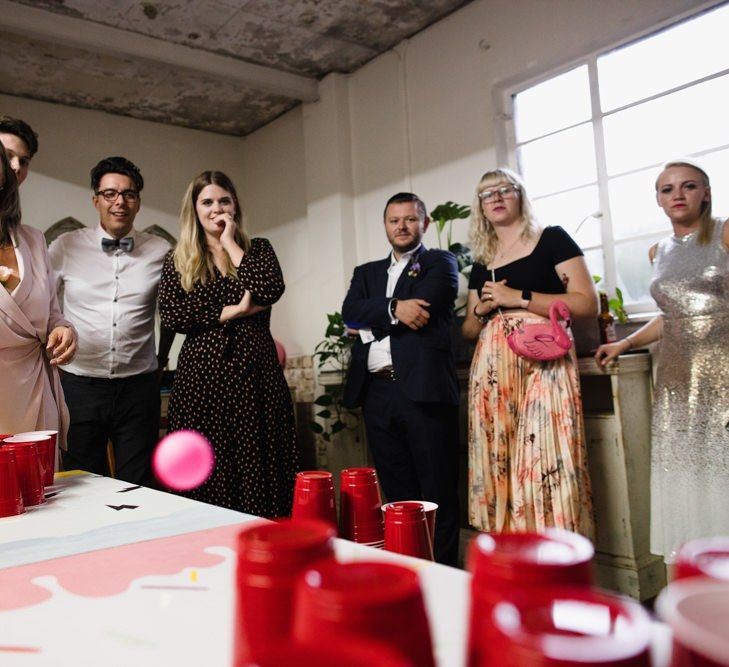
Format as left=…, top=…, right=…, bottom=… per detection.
left=0, top=523, right=243, bottom=611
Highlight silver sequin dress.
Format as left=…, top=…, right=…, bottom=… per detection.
left=650, top=219, right=729, bottom=559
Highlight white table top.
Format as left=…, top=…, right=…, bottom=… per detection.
left=0, top=472, right=469, bottom=666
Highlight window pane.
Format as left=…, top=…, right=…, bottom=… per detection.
left=583, top=248, right=604, bottom=285
left=603, top=74, right=729, bottom=175
left=615, top=236, right=661, bottom=304
left=514, top=66, right=591, bottom=143
left=608, top=169, right=667, bottom=241
left=518, top=123, right=597, bottom=198
left=599, top=4, right=729, bottom=111
left=533, top=186, right=602, bottom=247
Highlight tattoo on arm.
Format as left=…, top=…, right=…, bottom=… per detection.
left=561, top=273, right=569, bottom=289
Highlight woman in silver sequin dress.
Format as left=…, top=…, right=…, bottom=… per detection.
left=596, top=160, right=729, bottom=560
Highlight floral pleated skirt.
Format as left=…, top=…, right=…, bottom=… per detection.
left=467, top=314, right=594, bottom=539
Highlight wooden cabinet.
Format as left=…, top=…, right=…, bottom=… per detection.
left=579, top=352, right=666, bottom=600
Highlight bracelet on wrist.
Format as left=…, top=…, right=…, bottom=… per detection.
left=474, top=304, right=489, bottom=324
left=623, top=337, right=634, bottom=351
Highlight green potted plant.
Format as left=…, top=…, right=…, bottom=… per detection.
left=592, top=275, right=628, bottom=323
left=430, top=201, right=476, bottom=365
left=429, top=201, right=473, bottom=315
left=308, top=312, right=360, bottom=443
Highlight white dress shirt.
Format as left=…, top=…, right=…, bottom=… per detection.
left=49, top=224, right=169, bottom=378
left=366, top=245, right=421, bottom=372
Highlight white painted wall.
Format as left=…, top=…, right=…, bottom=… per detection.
left=4, top=0, right=714, bottom=360
left=242, top=0, right=712, bottom=354
left=3, top=93, right=244, bottom=236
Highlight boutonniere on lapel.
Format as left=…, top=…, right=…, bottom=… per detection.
left=406, top=248, right=424, bottom=278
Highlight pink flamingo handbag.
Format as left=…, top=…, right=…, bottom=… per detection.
left=500, top=299, right=573, bottom=361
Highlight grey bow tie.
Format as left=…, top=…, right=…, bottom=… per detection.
left=101, top=237, right=134, bottom=252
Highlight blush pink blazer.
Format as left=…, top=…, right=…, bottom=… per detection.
left=0, top=224, right=75, bottom=449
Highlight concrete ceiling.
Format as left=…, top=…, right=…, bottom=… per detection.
left=0, top=0, right=471, bottom=136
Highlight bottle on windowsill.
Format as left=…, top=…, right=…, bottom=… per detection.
left=598, top=292, right=617, bottom=345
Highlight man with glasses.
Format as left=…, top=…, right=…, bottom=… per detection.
left=341, top=192, right=461, bottom=566
left=49, top=156, right=172, bottom=485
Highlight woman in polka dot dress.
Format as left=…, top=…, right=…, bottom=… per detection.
left=159, top=170, right=298, bottom=517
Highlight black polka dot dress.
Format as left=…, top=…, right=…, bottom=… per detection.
left=158, top=238, right=298, bottom=517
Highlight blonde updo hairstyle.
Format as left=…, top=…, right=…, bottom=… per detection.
left=656, top=159, right=714, bottom=245
left=173, top=170, right=251, bottom=292
left=469, top=167, right=540, bottom=266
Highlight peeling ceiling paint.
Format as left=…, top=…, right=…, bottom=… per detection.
left=0, top=0, right=471, bottom=135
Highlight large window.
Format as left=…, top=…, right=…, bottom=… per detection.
left=502, top=2, right=729, bottom=314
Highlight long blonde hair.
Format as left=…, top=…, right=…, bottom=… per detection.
left=173, top=171, right=251, bottom=291
left=657, top=159, right=714, bottom=245
left=469, top=167, right=540, bottom=265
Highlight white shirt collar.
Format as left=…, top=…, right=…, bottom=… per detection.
left=389, top=243, right=422, bottom=268
left=95, top=223, right=138, bottom=243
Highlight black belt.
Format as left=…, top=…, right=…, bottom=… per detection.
left=370, top=366, right=395, bottom=381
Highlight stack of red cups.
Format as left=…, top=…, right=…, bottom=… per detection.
left=484, top=585, right=653, bottom=666
left=293, top=560, right=435, bottom=667
left=467, top=529, right=595, bottom=666
left=382, top=501, right=434, bottom=561
left=1, top=435, right=47, bottom=507
left=0, top=446, right=24, bottom=518
left=339, top=467, right=384, bottom=548
left=656, top=537, right=729, bottom=666
left=233, top=518, right=336, bottom=665
left=14, top=430, right=59, bottom=487
left=290, top=470, right=338, bottom=532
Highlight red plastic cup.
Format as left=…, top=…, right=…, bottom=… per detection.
left=339, top=467, right=384, bottom=545
left=467, top=529, right=594, bottom=667
left=674, top=537, right=729, bottom=583
left=420, top=501, right=438, bottom=551
left=656, top=578, right=729, bottom=667
left=2, top=434, right=51, bottom=486
left=13, top=430, right=58, bottom=486
left=383, top=501, right=434, bottom=561
left=233, top=518, right=336, bottom=665
left=293, top=560, right=436, bottom=667
left=480, top=586, right=652, bottom=666
left=238, top=637, right=412, bottom=667
left=291, top=471, right=337, bottom=531
left=1, top=440, right=45, bottom=507
left=0, top=447, right=25, bottom=518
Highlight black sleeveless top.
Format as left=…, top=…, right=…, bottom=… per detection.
left=468, top=226, right=582, bottom=296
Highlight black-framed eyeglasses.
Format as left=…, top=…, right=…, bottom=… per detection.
left=478, top=185, right=519, bottom=202
left=95, top=189, right=140, bottom=203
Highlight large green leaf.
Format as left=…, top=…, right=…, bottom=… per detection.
left=314, top=394, right=334, bottom=406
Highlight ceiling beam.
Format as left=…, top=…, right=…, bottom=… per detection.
left=0, top=0, right=319, bottom=102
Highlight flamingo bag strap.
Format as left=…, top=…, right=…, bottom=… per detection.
left=491, top=267, right=572, bottom=361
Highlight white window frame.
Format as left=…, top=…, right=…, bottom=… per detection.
left=492, top=0, right=724, bottom=318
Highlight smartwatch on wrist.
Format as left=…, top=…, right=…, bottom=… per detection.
left=521, top=289, right=532, bottom=309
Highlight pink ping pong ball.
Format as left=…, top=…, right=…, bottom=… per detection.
left=153, top=430, right=214, bottom=490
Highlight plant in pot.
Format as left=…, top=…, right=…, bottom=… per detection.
left=592, top=275, right=629, bottom=323
left=308, top=312, right=361, bottom=443
left=430, top=201, right=476, bottom=365
left=430, top=201, right=473, bottom=315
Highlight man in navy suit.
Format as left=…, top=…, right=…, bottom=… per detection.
left=342, top=192, right=461, bottom=566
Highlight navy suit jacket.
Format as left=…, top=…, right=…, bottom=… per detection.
left=341, top=246, right=460, bottom=408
